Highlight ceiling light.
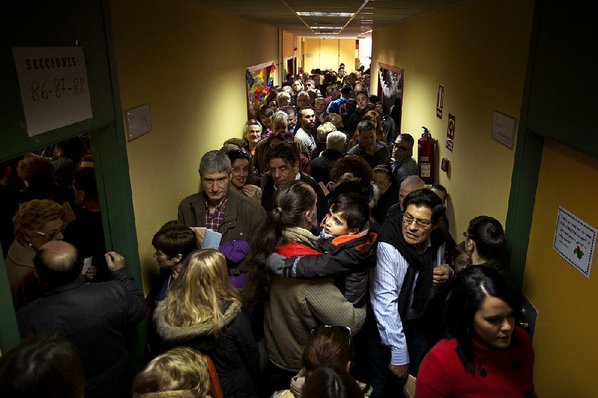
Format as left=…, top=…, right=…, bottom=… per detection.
left=297, top=11, right=354, bottom=17
left=310, top=26, right=343, bottom=30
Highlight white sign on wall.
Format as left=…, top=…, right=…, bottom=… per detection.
left=553, top=206, right=597, bottom=278
left=12, top=46, right=93, bottom=137
left=491, top=111, right=516, bottom=149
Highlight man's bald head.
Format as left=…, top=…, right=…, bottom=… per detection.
left=34, top=241, right=80, bottom=285
left=399, top=175, right=425, bottom=210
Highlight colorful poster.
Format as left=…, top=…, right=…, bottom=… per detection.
left=377, top=63, right=404, bottom=131
left=246, top=61, right=275, bottom=120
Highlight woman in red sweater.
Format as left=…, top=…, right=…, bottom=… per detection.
left=416, top=266, right=536, bottom=398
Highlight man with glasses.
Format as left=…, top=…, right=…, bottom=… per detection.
left=370, top=188, right=453, bottom=395
left=178, top=150, right=265, bottom=245
left=390, top=134, right=418, bottom=186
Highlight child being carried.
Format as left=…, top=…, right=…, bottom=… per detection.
left=268, top=193, right=378, bottom=308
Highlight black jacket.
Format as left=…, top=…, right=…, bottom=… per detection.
left=17, top=269, right=145, bottom=398
left=272, top=230, right=378, bottom=307
left=310, top=148, right=344, bottom=184
left=155, top=300, right=260, bottom=398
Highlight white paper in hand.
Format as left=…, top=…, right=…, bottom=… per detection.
left=81, top=256, right=93, bottom=275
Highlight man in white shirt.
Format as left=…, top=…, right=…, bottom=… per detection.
left=370, top=188, right=453, bottom=394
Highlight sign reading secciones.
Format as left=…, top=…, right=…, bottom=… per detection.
left=12, top=46, right=93, bottom=137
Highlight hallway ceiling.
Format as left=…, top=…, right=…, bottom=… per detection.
left=195, top=0, right=461, bottom=38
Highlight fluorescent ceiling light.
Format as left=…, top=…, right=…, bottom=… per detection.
left=297, top=11, right=354, bottom=17
left=310, top=26, right=343, bottom=30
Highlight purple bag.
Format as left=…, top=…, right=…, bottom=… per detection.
left=219, top=240, right=250, bottom=289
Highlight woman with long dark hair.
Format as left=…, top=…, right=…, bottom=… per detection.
left=244, top=180, right=365, bottom=392
left=463, top=216, right=510, bottom=279
left=416, top=266, right=535, bottom=397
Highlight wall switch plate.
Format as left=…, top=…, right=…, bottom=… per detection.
left=441, top=157, right=450, bottom=172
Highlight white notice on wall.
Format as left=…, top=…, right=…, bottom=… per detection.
left=553, top=206, right=597, bottom=278
left=12, top=47, right=93, bottom=137
left=491, top=111, right=516, bottom=149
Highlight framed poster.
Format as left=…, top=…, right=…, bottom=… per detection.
left=246, top=61, right=275, bottom=120
left=377, top=62, right=404, bottom=131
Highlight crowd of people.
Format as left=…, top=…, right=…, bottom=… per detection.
left=0, top=65, right=535, bottom=398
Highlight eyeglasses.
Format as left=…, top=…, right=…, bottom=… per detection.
left=392, top=143, right=409, bottom=151
left=310, top=325, right=352, bottom=345
left=402, top=212, right=432, bottom=229
left=34, top=228, right=64, bottom=241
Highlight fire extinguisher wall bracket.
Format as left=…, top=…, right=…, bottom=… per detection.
left=418, top=126, right=436, bottom=184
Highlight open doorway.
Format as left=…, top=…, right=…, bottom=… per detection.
left=1, top=133, right=111, bottom=310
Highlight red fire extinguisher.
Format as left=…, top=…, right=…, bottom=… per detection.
left=418, top=126, right=436, bottom=184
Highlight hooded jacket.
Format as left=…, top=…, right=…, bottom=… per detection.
left=155, top=300, right=259, bottom=398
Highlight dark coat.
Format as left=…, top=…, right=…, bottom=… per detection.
left=310, top=149, right=344, bottom=184
left=391, top=156, right=418, bottom=186
left=372, top=183, right=399, bottom=225
left=62, top=207, right=109, bottom=281
left=347, top=141, right=390, bottom=170
left=155, top=300, right=260, bottom=398
left=17, top=269, right=145, bottom=398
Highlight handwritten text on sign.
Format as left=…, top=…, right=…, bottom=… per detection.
left=13, top=47, right=93, bottom=137
left=553, top=206, right=597, bottom=278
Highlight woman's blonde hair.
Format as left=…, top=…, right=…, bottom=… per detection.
left=161, top=249, right=239, bottom=332
left=12, top=199, right=65, bottom=242
left=132, top=347, right=211, bottom=398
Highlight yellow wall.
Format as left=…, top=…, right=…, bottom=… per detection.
left=371, top=0, right=533, bottom=237
left=523, top=140, right=598, bottom=396
left=302, top=38, right=356, bottom=72
left=282, top=31, right=295, bottom=59
left=281, top=30, right=296, bottom=80
left=110, top=0, right=277, bottom=292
